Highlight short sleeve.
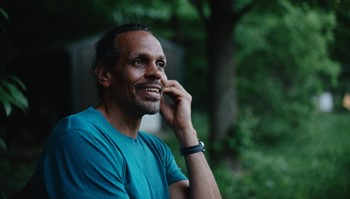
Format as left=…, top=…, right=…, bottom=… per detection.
left=165, top=152, right=188, bottom=185
left=160, top=141, right=188, bottom=185
left=33, top=129, right=130, bottom=199
left=137, top=132, right=187, bottom=186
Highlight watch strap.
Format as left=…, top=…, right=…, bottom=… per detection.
left=180, top=141, right=205, bottom=156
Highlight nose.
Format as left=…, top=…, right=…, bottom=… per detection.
left=145, top=63, right=164, bottom=80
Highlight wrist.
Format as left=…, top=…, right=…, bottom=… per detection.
left=175, top=128, right=198, bottom=147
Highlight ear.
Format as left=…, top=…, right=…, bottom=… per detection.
left=95, top=64, right=111, bottom=88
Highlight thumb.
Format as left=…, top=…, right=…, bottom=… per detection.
left=159, top=97, right=169, bottom=116
left=160, top=97, right=173, bottom=124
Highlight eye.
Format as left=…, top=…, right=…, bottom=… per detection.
left=156, top=61, right=166, bottom=70
left=133, top=59, right=145, bottom=67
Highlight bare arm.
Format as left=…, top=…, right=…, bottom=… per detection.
left=160, top=80, right=221, bottom=199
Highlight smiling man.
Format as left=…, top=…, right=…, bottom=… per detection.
left=31, top=23, right=221, bottom=199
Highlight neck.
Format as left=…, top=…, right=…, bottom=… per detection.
left=95, top=100, right=142, bottom=138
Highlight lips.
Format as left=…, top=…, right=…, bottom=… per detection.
left=136, top=83, right=163, bottom=100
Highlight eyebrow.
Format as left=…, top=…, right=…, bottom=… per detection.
left=130, top=52, right=167, bottom=62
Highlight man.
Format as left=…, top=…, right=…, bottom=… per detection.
left=31, top=23, right=221, bottom=199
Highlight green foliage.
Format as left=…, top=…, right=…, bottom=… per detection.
left=0, top=6, right=28, bottom=151
left=111, top=0, right=198, bottom=22
left=211, top=108, right=258, bottom=154
left=166, top=112, right=350, bottom=199
left=234, top=1, right=340, bottom=144
left=230, top=108, right=258, bottom=153
left=0, top=75, right=28, bottom=156
left=0, top=76, right=28, bottom=117
left=214, top=113, right=350, bottom=199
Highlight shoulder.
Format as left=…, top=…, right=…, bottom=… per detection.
left=39, top=109, right=126, bottom=169
left=60, top=107, right=101, bottom=130
left=44, top=107, right=111, bottom=149
left=50, top=107, right=105, bottom=137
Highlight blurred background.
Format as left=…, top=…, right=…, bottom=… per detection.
left=0, top=0, right=349, bottom=198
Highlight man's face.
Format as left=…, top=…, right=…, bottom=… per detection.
left=109, top=30, right=168, bottom=116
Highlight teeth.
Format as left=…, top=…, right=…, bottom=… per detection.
left=142, top=88, right=160, bottom=93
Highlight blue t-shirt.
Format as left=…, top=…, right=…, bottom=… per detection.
left=32, top=107, right=187, bottom=199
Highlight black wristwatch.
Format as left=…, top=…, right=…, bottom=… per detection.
left=180, top=140, right=205, bottom=156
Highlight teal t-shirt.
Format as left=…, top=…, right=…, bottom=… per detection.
left=32, top=107, right=187, bottom=199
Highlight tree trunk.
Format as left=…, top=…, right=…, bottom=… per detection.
left=207, top=0, right=238, bottom=164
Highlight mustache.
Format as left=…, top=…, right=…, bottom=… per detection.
left=135, top=81, right=164, bottom=91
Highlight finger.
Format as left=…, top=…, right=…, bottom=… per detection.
left=163, top=80, right=191, bottom=98
left=163, top=86, right=191, bottom=101
left=164, top=80, right=186, bottom=92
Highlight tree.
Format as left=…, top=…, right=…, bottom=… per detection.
left=235, top=1, right=339, bottom=144
left=188, top=0, right=340, bottom=169
left=189, top=0, right=259, bottom=166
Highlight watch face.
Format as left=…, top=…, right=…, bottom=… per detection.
left=199, top=141, right=205, bottom=152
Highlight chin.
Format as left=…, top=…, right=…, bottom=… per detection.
left=144, top=106, right=160, bottom=115
left=135, top=101, right=160, bottom=115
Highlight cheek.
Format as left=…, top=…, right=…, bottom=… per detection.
left=124, top=67, right=144, bottom=81
left=121, top=71, right=142, bottom=93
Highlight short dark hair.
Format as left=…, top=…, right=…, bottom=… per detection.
left=93, top=23, right=152, bottom=98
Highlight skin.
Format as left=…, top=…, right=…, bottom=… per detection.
left=95, top=30, right=221, bottom=199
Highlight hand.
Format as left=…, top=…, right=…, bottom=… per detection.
left=160, top=80, right=197, bottom=145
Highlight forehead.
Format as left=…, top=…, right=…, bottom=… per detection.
left=114, top=31, right=165, bottom=57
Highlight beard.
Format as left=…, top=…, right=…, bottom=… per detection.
left=132, top=81, right=163, bottom=116
left=133, top=96, right=161, bottom=116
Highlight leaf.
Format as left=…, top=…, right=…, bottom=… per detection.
left=0, top=85, right=13, bottom=116
left=2, top=99, right=12, bottom=116
left=4, top=83, right=28, bottom=111
left=0, top=7, right=9, bottom=21
left=9, top=76, right=27, bottom=91
left=0, top=77, right=28, bottom=116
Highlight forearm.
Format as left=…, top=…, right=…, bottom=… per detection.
left=177, top=129, right=221, bottom=199
left=184, top=153, right=221, bottom=199
left=160, top=80, right=221, bottom=198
